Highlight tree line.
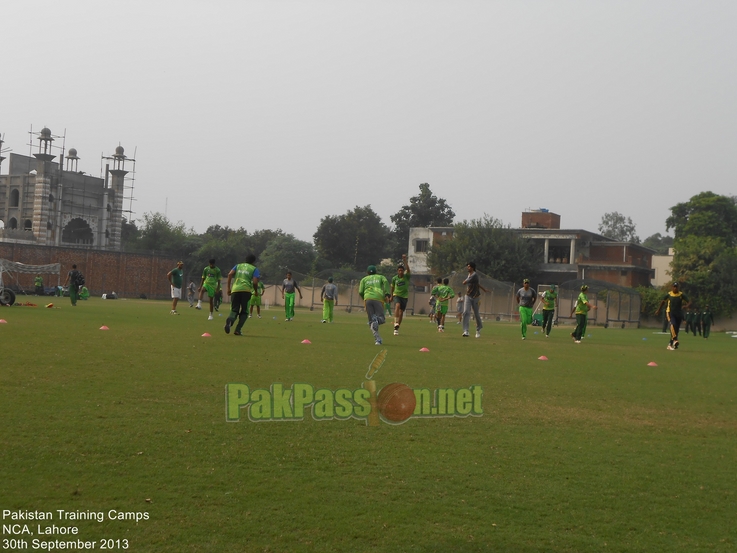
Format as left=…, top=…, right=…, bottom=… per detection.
left=122, top=187, right=737, bottom=316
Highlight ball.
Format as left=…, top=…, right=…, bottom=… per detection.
left=377, top=383, right=416, bottom=423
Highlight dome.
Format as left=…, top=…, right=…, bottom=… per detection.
left=115, top=145, right=125, bottom=156
left=68, top=148, right=78, bottom=158
left=40, top=127, right=52, bottom=138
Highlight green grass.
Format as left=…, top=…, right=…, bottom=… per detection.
left=1, top=299, right=735, bottom=552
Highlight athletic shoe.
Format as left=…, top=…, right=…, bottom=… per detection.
left=321, top=320, right=327, bottom=324
left=393, top=329, right=399, bottom=336
left=249, top=314, right=253, bottom=318
left=170, top=310, right=178, bottom=315
left=208, top=314, right=214, bottom=320
left=196, top=305, right=202, bottom=310
left=257, top=315, right=262, bottom=319
left=666, top=345, right=674, bottom=350
left=394, top=324, right=400, bottom=331
left=673, top=340, right=680, bottom=349
left=375, top=338, right=383, bottom=345
left=545, top=335, right=549, bottom=338
left=522, top=337, right=526, bottom=340
left=462, top=331, right=469, bottom=337
left=575, top=340, right=581, bottom=344
left=476, top=331, right=481, bottom=338
left=233, top=331, right=242, bottom=336
left=286, top=318, right=291, bottom=321
left=224, top=319, right=231, bottom=334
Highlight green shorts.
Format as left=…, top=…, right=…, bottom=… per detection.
left=249, top=295, right=262, bottom=307
left=203, top=283, right=217, bottom=298
left=435, top=303, right=449, bottom=315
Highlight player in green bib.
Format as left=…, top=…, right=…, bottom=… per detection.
left=249, top=280, right=266, bottom=319
left=570, top=284, right=597, bottom=343
left=225, top=254, right=260, bottom=336
left=359, top=265, right=391, bottom=345
left=435, top=278, right=455, bottom=332
left=429, top=277, right=442, bottom=324
left=34, top=275, right=44, bottom=295
left=196, top=259, right=222, bottom=320
left=390, top=254, right=411, bottom=336
left=540, top=284, right=558, bottom=337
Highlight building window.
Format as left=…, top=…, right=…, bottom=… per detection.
left=415, top=240, right=428, bottom=253
left=24, top=219, right=32, bottom=231
left=10, top=189, right=20, bottom=207
left=8, top=218, right=18, bottom=230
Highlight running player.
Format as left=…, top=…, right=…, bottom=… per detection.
left=655, top=282, right=689, bottom=350
left=196, top=259, right=222, bottom=320
left=391, top=254, right=411, bottom=336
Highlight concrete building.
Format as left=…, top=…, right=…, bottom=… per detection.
left=408, top=210, right=655, bottom=288
left=0, top=128, right=130, bottom=251
left=651, top=248, right=674, bottom=287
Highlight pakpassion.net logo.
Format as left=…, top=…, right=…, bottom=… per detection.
left=225, top=350, right=483, bottom=426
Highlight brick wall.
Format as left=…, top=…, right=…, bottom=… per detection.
left=585, top=268, right=652, bottom=288
left=0, top=243, right=177, bottom=299
left=521, top=211, right=561, bottom=229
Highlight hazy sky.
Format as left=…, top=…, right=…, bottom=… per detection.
left=3, top=1, right=736, bottom=245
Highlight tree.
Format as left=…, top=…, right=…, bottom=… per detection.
left=390, top=183, right=455, bottom=258
left=313, top=205, right=390, bottom=270
left=130, top=212, right=200, bottom=260
left=670, top=235, right=737, bottom=316
left=258, top=234, right=316, bottom=282
left=193, top=226, right=252, bottom=274
left=666, top=192, right=737, bottom=246
left=250, top=229, right=286, bottom=260
left=641, top=233, right=674, bottom=255
left=598, top=212, right=640, bottom=243
left=665, top=192, right=737, bottom=316
left=120, top=217, right=140, bottom=251
left=637, top=285, right=667, bottom=317
left=427, top=215, right=539, bottom=282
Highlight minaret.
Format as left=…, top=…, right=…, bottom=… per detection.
left=107, top=145, right=127, bottom=250
left=32, top=127, right=56, bottom=245
left=0, top=135, right=6, bottom=171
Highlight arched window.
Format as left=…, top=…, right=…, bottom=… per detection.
left=62, top=217, right=94, bottom=245
left=24, top=219, right=32, bottom=231
left=8, top=218, right=18, bottom=230
left=0, top=220, right=5, bottom=229
left=10, top=189, right=20, bottom=207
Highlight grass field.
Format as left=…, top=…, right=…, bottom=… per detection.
left=1, top=298, right=735, bottom=552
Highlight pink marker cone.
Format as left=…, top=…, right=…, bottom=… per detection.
left=419, top=347, right=430, bottom=352
left=201, top=333, right=211, bottom=337
left=301, top=339, right=311, bottom=344
left=647, top=362, right=658, bottom=367
left=538, top=356, right=548, bottom=361
left=0, top=319, right=7, bottom=324
left=99, top=325, right=109, bottom=330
